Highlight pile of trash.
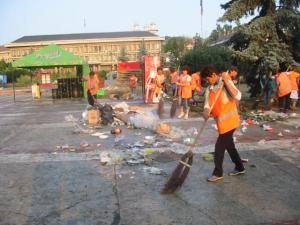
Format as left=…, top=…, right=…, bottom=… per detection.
left=242, top=110, right=289, bottom=123
left=81, top=103, right=116, bottom=126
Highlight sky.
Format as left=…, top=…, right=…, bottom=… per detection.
left=0, top=0, right=232, bottom=45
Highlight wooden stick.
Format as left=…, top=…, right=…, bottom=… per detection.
left=179, top=82, right=224, bottom=163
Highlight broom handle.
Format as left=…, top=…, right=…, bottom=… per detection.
left=187, top=82, right=224, bottom=153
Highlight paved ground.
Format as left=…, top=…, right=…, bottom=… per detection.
left=0, top=96, right=299, bottom=225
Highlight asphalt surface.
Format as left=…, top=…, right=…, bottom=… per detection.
left=0, top=96, right=299, bottom=225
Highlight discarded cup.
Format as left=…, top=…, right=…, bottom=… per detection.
left=143, top=167, right=164, bottom=175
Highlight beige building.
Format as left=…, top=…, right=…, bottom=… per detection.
left=0, top=46, right=11, bottom=63
left=4, top=31, right=164, bottom=71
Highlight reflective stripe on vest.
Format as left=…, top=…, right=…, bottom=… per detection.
left=216, top=108, right=238, bottom=122
left=209, top=87, right=240, bottom=134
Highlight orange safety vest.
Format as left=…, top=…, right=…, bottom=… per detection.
left=208, top=86, right=240, bottom=134
left=288, top=71, right=300, bottom=91
left=87, top=75, right=100, bottom=95
left=180, top=75, right=192, bottom=99
left=277, top=72, right=292, bottom=97
left=191, top=73, right=202, bottom=92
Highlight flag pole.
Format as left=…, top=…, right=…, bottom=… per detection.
left=200, top=0, right=203, bottom=37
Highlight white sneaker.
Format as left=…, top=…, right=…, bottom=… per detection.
left=178, top=112, right=185, bottom=118
left=184, top=113, right=188, bottom=120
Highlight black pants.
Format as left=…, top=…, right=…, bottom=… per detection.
left=278, top=93, right=291, bottom=112
left=213, top=129, right=244, bottom=177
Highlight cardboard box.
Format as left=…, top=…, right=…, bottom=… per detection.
left=88, top=109, right=100, bottom=125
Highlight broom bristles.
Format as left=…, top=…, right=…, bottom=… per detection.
left=158, top=98, right=164, bottom=118
left=161, top=152, right=193, bottom=194
left=170, top=99, right=177, bottom=118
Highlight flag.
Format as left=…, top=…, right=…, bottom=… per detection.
left=200, top=0, right=203, bottom=16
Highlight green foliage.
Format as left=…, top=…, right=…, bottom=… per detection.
left=0, top=60, right=32, bottom=83
left=0, top=60, right=9, bottom=72
left=207, top=23, right=238, bottom=45
left=220, top=0, right=300, bottom=96
left=163, top=36, right=190, bottom=67
left=181, top=45, right=232, bottom=73
left=16, top=75, right=32, bottom=85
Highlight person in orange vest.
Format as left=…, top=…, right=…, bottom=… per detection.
left=169, top=67, right=178, bottom=97
left=153, top=67, right=165, bottom=103
left=177, top=66, right=192, bottom=120
left=191, top=69, right=202, bottom=105
left=86, top=71, right=100, bottom=99
left=129, top=74, right=138, bottom=98
left=202, top=65, right=245, bottom=182
left=177, top=71, right=184, bottom=106
left=276, top=68, right=292, bottom=113
left=287, top=66, right=300, bottom=109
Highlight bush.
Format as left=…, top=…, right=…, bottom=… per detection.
left=16, top=75, right=32, bottom=85
left=181, top=45, right=232, bottom=73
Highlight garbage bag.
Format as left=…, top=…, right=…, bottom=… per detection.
left=128, top=111, right=159, bottom=130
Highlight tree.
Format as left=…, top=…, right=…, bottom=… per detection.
left=207, top=23, right=235, bottom=45
left=0, top=59, right=32, bottom=83
left=208, top=30, right=220, bottom=44
left=163, top=36, right=189, bottom=67
left=118, top=47, right=129, bottom=62
left=220, top=0, right=300, bottom=77
left=181, top=45, right=232, bottom=73
left=193, top=33, right=207, bottom=47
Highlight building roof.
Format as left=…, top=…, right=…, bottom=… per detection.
left=0, top=45, right=9, bottom=52
left=12, top=31, right=159, bottom=43
left=209, top=34, right=233, bottom=47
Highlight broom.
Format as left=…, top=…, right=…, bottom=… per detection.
left=161, top=83, right=224, bottom=194
left=158, top=90, right=164, bottom=118
left=170, top=85, right=178, bottom=118
left=170, top=66, right=181, bottom=118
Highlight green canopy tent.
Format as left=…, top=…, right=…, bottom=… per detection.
left=12, top=44, right=90, bottom=97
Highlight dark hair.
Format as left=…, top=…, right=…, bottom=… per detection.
left=170, top=67, right=176, bottom=73
left=89, top=71, right=95, bottom=76
left=157, top=67, right=163, bottom=72
left=279, top=63, right=287, bottom=72
left=201, top=64, right=217, bottom=78
left=182, top=66, right=190, bottom=74
left=230, top=66, right=238, bottom=72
